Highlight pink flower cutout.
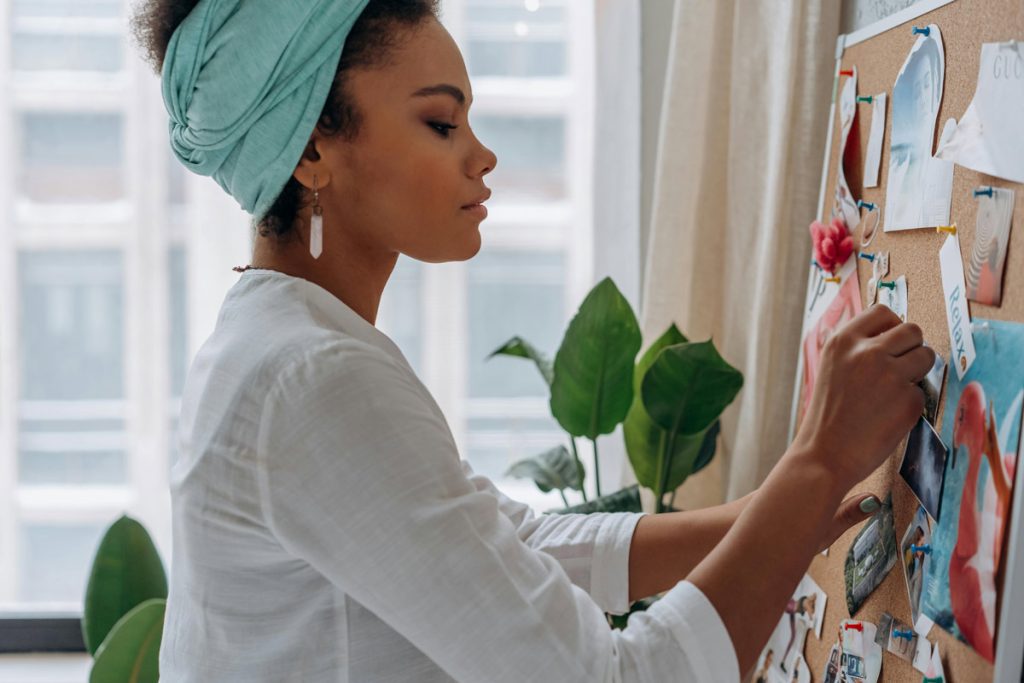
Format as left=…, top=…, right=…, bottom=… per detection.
left=809, top=217, right=854, bottom=274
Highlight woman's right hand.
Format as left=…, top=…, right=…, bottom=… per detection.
left=792, top=304, right=935, bottom=490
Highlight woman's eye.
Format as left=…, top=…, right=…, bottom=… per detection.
left=428, top=121, right=457, bottom=138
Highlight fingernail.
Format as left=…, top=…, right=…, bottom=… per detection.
left=859, top=496, right=881, bottom=514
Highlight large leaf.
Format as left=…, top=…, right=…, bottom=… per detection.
left=487, top=336, right=553, bottom=386
left=505, top=445, right=583, bottom=493
left=549, top=484, right=643, bottom=514
left=623, top=325, right=694, bottom=491
left=550, top=277, right=642, bottom=438
left=641, top=340, right=743, bottom=437
left=90, top=598, right=165, bottom=683
left=83, top=515, right=167, bottom=656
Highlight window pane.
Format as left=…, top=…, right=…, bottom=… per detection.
left=466, top=415, right=565, bottom=481
left=377, top=256, right=423, bottom=376
left=13, top=0, right=120, bottom=19
left=18, top=523, right=105, bottom=606
left=465, top=0, right=567, bottom=77
left=18, top=112, right=124, bottom=203
left=18, top=251, right=127, bottom=485
left=19, top=250, right=124, bottom=400
left=467, top=249, right=564, bottom=398
left=12, top=33, right=123, bottom=73
left=169, top=246, right=189, bottom=398
left=470, top=115, right=565, bottom=202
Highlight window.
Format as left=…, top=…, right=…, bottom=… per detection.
left=0, top=0, right=597, bottom=657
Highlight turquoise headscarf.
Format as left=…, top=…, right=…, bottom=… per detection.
left=161, top=0, right=371, bottom=222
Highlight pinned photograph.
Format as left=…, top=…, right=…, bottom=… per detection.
left=966, top=187, right=1015, bottom=306
left=755, top=574, right=827, bottom=682
left=885, top=24, right=955, bottom=231
left=884, top=614, right=919, bottom=663
left=833, top=68, right=861, bottom=231
left=800, top=269, right=862, bottom=426
left=919, top=349, right=947, bottom=424
left=878, top=274, right=908, bottom=322
left=901, top=506, right=933, bottom=625
left=838, top=619, right=883, bottom=683
left=923, top=319, right=1024, bottom=662
left=845, top=494, right=897, bottom=615
left=899, top=417, right=948, bottom=521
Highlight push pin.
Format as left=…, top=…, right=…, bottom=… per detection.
left=857, top=95, right=874, bottom=103
left=879, top=280, right=897, bottom=290
left=858, top=251, right=876, bottom=262
left=912, top=26, right=930, bottom=36
left=911, top=544, right=932, bottom=554
left=936, top=224, right=957, bottom=235
left=857, top=199, right=877, bottom=212
left=844, top=622, right=864, bottom=632
left=974, top=186, right=994, bottom=198
left=892, top=628, right=915, bottom=641
left=825, top=276, right=841, bottom=284
left=840, top=69, right=855, bottom=77
left=923, top=677, right=944, bottom=683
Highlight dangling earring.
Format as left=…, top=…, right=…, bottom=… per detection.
left=310, top=174, right=323, bottom=259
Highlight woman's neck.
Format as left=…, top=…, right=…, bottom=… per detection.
left=248, top=232, right=398, bottom=327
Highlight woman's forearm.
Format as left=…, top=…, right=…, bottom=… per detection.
left=626, top=490, right=755, bottom=604
left=686, top=445, right=845, bottom=676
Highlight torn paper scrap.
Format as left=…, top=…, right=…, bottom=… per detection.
left=864, top=93, right=887, bottom=188
left=936, top=42, right=1024, bottom=183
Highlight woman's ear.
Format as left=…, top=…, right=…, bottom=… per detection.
left=292, top=135, right=333, bottom=192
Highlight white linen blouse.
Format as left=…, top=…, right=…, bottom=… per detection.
left=158, top=268, right=739, bottom=682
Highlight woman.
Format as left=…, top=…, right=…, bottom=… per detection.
left=133, top=1, right=935, bottom=681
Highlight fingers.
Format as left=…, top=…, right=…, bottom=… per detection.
left=895, top=345, right=937, bottom=383
left=876, top=321, right=924, bottom=356
left=823, top=494, right=882, bottom=551
left=846, top=304, right=903, bottom=339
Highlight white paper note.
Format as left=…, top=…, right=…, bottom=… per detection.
left=939, top=234, right=977, bottom=379
left=879, top=274, right=908, bottom=322
left=913, top=636, right=932, bottom=674
left=936, top=42, right=1024, bottom=183
left=864, top=93, right=887, bottom=188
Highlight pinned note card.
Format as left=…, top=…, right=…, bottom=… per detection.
left=939, top=234, right=976, bottom=379
left=864, top=93, right=887, bottom=188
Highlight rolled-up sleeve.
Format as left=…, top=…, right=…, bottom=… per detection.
left=461, top=459, right=647, bottom=615
left=256, top=339, right=739, bottom=683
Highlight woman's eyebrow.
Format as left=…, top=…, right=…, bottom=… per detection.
left=411, top=83, right=467, bottom=106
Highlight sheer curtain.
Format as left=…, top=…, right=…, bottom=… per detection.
left=640, top=0, right=841, bottom=507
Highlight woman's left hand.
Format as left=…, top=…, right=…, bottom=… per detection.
left=820, top=492, right=882, bottom=553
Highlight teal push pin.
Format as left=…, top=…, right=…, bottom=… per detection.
left=857, top=199, right=877, bottom=212
left=974, top=186, right=994, bottom=198
left=858, top=251, right=876, bottom=262
left=892, top=628, right=915, bottom=641
left=911, top=543, right=932, bottom=554
left=879, top=281, right=897, bottom=290
left=912, top=26, right=930, bottom=36
left=857, top=95, right=874, bottom=103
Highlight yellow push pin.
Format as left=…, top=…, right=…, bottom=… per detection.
left=936, top=223, right=957, bottom=235
left=824, top=275, right=841, bottom=284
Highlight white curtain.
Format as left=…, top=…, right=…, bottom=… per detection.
left=640, top=0, right=841, bottom=507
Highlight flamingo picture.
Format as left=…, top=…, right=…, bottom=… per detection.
left=948, top=381, right=1021, bottom=662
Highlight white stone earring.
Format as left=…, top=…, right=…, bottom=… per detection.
left=310, top=174, right=323, bottom=259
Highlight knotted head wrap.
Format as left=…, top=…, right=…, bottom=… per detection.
left=161, top=0, right=371, bottom=222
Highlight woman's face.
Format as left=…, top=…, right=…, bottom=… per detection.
left=302, top=18, right=497, bottom=263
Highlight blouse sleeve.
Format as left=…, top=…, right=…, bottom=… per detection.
left=459, top=458, right=647, bottom=616
left=255, top=339, right=738, bottom=683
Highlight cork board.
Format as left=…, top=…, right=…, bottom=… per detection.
left=796, top=2, right=1024, bottom=681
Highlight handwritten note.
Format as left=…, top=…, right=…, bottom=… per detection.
left=939, top=234, right=977, bottom=379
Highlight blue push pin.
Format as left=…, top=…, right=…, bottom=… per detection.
left=858, top=251, right=876, bottom=262
left=911, top=543, right=932, bottom=555
left=974, top=186, right=994, bottom=198
left=857, top=199, right=877, bottom=212
left=912, top=26, right=930, bottom=36
left=892, top=628, right=915, bottom=641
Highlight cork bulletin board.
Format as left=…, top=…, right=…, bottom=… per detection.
left=789, top=1, right=1024, bottom=681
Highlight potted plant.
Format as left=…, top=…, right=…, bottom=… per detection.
left=81, top=515, right=167, bottom=683
left=488, top=277, right=743, bottom=627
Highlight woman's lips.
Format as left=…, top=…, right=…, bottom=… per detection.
left=461, top=203, right=488, bottom=219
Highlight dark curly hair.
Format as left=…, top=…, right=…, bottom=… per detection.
left=130, top=0, right=441, bottom=245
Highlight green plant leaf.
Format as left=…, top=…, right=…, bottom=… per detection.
left=608, top=595, right=661, bottom=630
left=90, top=598, right=165, bottom=683
left=82, top=515, right=167, bottom=657
left=690, top=419, right=721, bottom=476
left=641, top=340, right=743, bottom=436
left=623, top=325, right=695, bottom=491
left=549, top=484, right=643, bottom=514
left=550, top=277, right=641, bottom=439
left=487, top=336, right=553, bottom=386
left=504, top=445, right=583, bottom=493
